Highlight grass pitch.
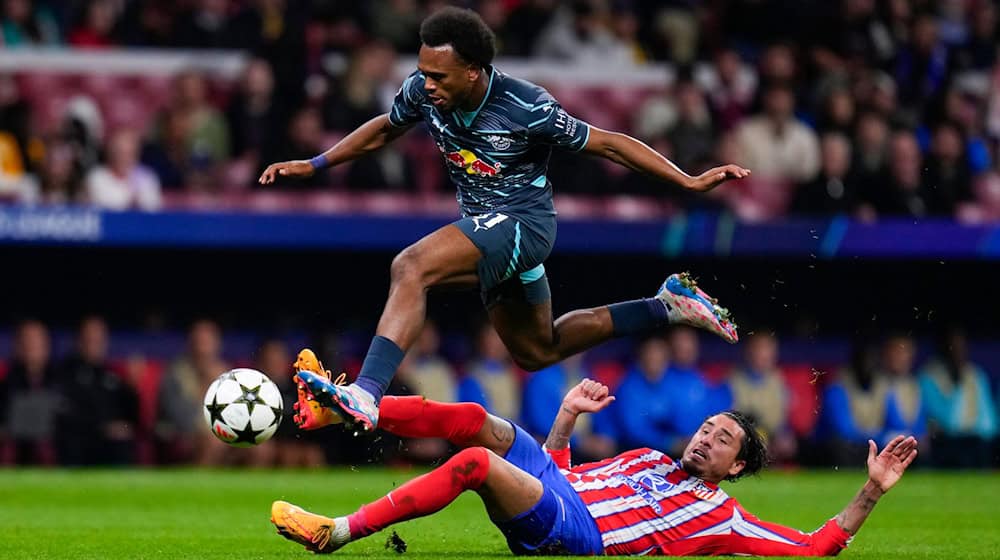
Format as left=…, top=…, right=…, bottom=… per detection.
left=1, top=468, right=997, bottom=559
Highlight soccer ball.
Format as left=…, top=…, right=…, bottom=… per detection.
left=204, top=368, right=283, bottom=447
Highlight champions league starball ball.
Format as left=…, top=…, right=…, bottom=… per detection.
left=203, top=368, right=283, bottom=447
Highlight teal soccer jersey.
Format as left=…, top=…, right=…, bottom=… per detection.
left=388, top=67, right=591, bottom=218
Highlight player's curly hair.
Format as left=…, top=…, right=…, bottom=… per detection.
left=721, top=410, right=769, bottom=482
left=420, top=7, right=496, bottom=69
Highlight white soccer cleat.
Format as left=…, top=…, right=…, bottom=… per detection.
left=656, top=272, right=738, bottom=344
left=297, top=371, right=380, bottom=431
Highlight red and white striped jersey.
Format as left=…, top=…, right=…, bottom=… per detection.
left=555, top=447, right=852, bottom=556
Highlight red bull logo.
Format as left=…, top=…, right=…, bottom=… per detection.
left=443, top=148, right=501, bottom=177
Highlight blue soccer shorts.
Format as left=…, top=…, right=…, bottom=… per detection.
left=492, top=421, right=604, bottom=555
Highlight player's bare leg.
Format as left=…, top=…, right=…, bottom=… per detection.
left=378, top=224, right=482, bottom=347
left=491, top=272, right=737, bottom=372
left=303, top=224, right=481, bottom=431
left=271, top=448, right=543, bottom=553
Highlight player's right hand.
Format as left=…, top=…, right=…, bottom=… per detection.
left=258, top=160, right=316, bottom=184
left=562, top=378, right=615, bottom=415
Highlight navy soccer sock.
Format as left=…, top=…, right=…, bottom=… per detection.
left=355, top=335, right=405, bottom=403
left=607, top=298, right=671, bottom=337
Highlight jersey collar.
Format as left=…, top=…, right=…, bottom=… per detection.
left=454, top=65, right=495, bottom=128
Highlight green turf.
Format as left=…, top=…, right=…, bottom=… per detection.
left=1, top=468, right=997, bottom=559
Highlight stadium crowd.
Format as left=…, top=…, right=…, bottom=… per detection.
left=1, top=316, right=997, bottom=469
left=1, top=0, right=1000, bottom=220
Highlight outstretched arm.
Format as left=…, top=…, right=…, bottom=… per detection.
left=835, top=435, right=918, bottom=534
left=582, top=127, right=750, bottom=192
left=258, top=114, right=413, bottom=184
left=544, top=379, right=615, bottom=468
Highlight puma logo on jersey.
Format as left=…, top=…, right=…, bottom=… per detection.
left=472, top=213, right=509, bottom=232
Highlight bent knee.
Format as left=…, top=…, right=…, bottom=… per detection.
left=390, top=246, right=426, bottom=284
left=510, top=348, right=558, bottom=372
left=449, top=446, right=494, bottom=487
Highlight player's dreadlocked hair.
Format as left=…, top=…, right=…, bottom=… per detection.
left=420, top=7, right=496, bottom=69
left=721, top=410, right=769, bottom=482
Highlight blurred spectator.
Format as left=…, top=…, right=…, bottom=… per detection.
left=264, top=107, right=330, bottom=189
left=872, top=130, right=930, bottom=217
left=666, top=79, right=716, bottom=172
left=229, top=0, right=309, bottom=104
left=116, top=1, right=175, bottom=48
left=822, top=339, right=887, bottom=465
left=757, top=43, right=799, bottom=86
left=142, top=109, right=195, bottom=189
left=665, top=326, right=730, bottom=450
left=62, top=96, right=104, bottom=177
left=879, top=334, right=926, bottom=444
left=67, top=0, right=118, bottom=49
left=369, top=0, right=421, bottom=53
left=174, top=0, right=232, bottom=49
left=649, top=2, right=698, bottom=65
left=696, top=47, right=757, bottom=132
left=0, top=0, right=60, bottom=46
left=84, top=128, right=162, bottom=211
left=155, top=318, right=229, bottom=464
left=458, top=323, right=520, bottom=421
left=0, top=74, right=34, bottom=201
left=951, top=0, right=997, bottom=72
left=534, top=1, right=633, bottom=66
left=521, top=352, right=616, bottom=463
left=851, top=111, right=890, bottom=197
left=163, top=71, right=230, bottom=175
left=727, top=331, right=796, bottom=464
left=226, top=58, right=287, bottom=170
left=940, top=88, right=991, bottom=175
left=396, top=320, right=457, bottom=462
left=816, top=87, right=856, bottom=135
left=923, top=121, right=973, bottom=215
left=793, top=132, right=862, bottom=216
left=733, top=83, right=820, bottom=184
left=608, top=3, right=645, bottom=64
left=613, top=335, right=674, bottom=451
left=503, top=0, right=557, bottom=56
left=918, top=329, right=997, bottom=469
left=55, top=316, right=138, bottom=465
left=0, top=320, right=58, bottom=465
left=20, top=138, right=82, bottom=205
left=808, top=0, right=895, bottom=73
left=322, top=41, right=397, bottom=132
left=893, top=13, right=949, bottom=118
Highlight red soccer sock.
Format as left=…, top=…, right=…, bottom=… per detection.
left=347, top=446, right=491, bottom=539
left=377, top=396, right=487, bottom=445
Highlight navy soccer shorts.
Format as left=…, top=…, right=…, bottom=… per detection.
left=453, top=211, right=556, bottom=308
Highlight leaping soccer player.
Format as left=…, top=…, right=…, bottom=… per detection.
left=271, top=377, right=918, bottom=556
left=259, top=8, right=750, bottom=432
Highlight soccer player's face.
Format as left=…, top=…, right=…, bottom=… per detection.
left=417, top=44, right=481, bottom=112
left=680, top=415, right=746, bottom=483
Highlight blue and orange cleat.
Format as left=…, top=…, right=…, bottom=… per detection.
left=656, top=272, right=738, bottom=343
left=296, top=371, right=379, bottom=432
left=292, top=349, right=343, bottom=430
left=271, top=500, right=348, bottom=554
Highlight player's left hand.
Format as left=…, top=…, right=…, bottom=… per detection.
left=562, top=378, right=615, bottom=415
left=687, top=164, right=751, bottom=192
left=866, top=435, right=918, bottom=494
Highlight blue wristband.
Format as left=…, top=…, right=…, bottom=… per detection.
left=309, top=155, right=327, bottom=170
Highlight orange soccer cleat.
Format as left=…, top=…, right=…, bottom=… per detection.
left=270, top=500, right=348, bottom=554
left=291, top=348, right=344, bottom=430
